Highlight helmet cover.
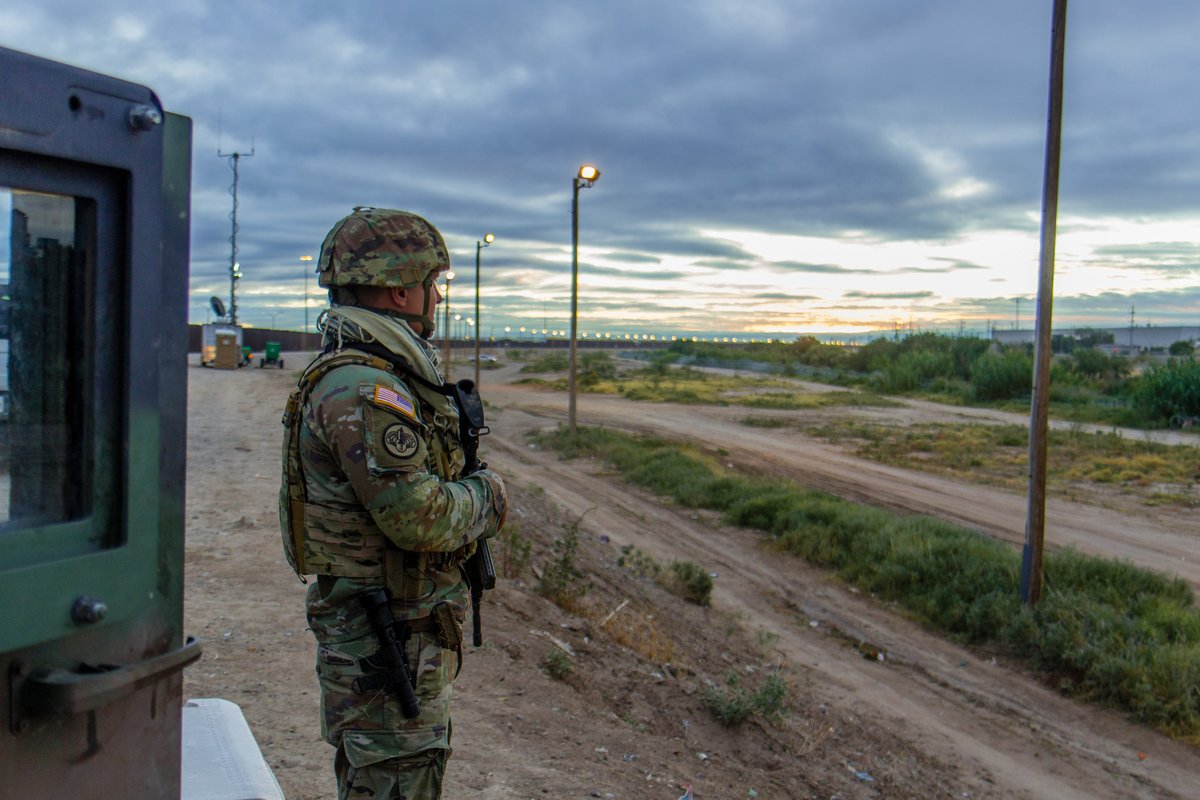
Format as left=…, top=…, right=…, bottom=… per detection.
left=317, top=207, right=450, bottom=289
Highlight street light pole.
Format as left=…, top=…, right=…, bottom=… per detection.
left=442, top=271, right=455, bottom=378
left=569, top=164, right=601, bottom=435
left=300, top=255, right=313, bottom=336
left=474, top=233, right=494, bottom=386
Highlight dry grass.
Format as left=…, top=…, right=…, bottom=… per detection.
left=588, top=601, right=676, bottom=663
left=801, top=420, right=1199, bottom=509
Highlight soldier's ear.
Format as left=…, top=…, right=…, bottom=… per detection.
left=390, top=286, right=409, bottom=307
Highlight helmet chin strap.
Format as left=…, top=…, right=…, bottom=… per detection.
left=392, top=274, right=437, bottom=340
left=366, top=276, right=438, bottom=339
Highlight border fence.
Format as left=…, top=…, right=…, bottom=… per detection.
left=187, top=324, right=322, bottom=354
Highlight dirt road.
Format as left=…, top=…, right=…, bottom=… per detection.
left=489, top=367, right=1198, bottom=588
left=182, top=353, right=1199, bottom=799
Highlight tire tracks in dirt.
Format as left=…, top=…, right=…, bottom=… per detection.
left=488, top=385, right=1198, bottom=592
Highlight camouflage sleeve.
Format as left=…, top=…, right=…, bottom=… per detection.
left=307, top=365, right=504, bottom=553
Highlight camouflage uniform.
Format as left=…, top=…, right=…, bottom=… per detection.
left=280, top=209, right=506, bottom=799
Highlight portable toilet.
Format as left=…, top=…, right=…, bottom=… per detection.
left=214, top=332, right=240, bottom=369
left=202, top=322, right=243, bottom=367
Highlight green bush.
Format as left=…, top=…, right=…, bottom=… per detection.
left=667, top=560, right=713, bottom=607
left=971, top=349, right=1033, bottom=401
left=1132, top=358, right=1200, bottom=422
left=543, top=649, right=572, bottom=680
left=617, top=544, right=661, bottom=579
left=618, top=546, right=713, bottom=606
left=1069, top=348, right=1130, bottom=383
left=1168, top=340, right=1195, bottom=357
left=844, top=337, right=896, bottom=373
left=537, top=515, right=591, bottom=608
left=579, top=351, right=618, bottom=388
left=703, top=672, right=788, bottom=726
left=519, top=352, right=568, bottom=373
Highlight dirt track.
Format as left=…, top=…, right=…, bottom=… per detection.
left=487, top=367, right=1198, bottom=590
left=182, top=352, right=1199, bottom=799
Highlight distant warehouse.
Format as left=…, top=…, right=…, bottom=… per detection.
left=991, top=325, right=1199, bottom=354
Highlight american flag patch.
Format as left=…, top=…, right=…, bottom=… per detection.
left=373, top=385, right=416, bottom=419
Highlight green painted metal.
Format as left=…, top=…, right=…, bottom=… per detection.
left=0, top=46, right=194, bottom=798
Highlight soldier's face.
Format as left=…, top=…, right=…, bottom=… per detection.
left=394, top=270, right=445, bottom=334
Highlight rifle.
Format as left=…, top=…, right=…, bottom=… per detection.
left=352, top=588, right=421, bottom=718
left=452, top=379, right=498, bottom=647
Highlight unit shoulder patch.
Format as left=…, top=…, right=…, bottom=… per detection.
left=382, top=422, right=420, bottom=459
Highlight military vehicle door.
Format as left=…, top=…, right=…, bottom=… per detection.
left=0, top=47, right=194, bottom=799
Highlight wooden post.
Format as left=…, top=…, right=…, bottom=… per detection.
left=1021, top=0, right=1069, bottom=605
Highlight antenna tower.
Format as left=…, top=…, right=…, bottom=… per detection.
left=218, top=142, right=254, bottom=325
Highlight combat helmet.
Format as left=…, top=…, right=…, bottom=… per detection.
left=318, top=206, right=450, bottom=336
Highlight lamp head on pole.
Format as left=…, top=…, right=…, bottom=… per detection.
left=483, top=232, right=495, bottom=245
left=575, top=164, right=601, bottom=189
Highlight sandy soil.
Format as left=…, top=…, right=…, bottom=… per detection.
left=182, top=352, right=1199, bottom=800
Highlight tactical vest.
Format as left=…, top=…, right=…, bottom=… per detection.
left=279, top=348, right=466, bottom=582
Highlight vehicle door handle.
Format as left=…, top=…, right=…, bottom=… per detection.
left=11, top=636, right=203, bottom=729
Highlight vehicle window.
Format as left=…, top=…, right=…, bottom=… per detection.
left=0, top=187, right=93, bottom=530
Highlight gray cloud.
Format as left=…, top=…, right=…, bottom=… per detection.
left=844, top=291, right=937, bottom=300
left=767, top=261, right=877, bottom=275
left=6, top=0, right=1200, bottom=335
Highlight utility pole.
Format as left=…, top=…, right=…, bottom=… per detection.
left=1129, top=305, right=1136, bottom=353
left=1021, top=0, right=1069, bottom=606
left=218, top=143, right=254, bottom=325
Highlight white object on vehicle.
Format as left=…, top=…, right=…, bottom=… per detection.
left=181, top=698, right=285, bottom=800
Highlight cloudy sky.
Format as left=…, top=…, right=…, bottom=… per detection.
left=5, top=1, right=1200, bottom=341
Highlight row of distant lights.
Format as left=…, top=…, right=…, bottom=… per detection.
left=438, top=322, right=853, bottom=346
left=499, top=326, right=780, bottom=344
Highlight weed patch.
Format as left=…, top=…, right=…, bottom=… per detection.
left=618, top=545, right=713, bottom=607
left=542, top=649, right=572, bottom=680
left=666, top=560, right=714, bottom=607
left=537, top=512, right=592, bottom=611
left=498, top=520, right=533, bottom=579
left=703, top=672, right=788, bottom=726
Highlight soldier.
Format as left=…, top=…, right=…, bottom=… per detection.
left=279, top=207, right=507, bottom=799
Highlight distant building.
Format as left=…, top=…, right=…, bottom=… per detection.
left=991, top=325, right=1200, bottom=354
